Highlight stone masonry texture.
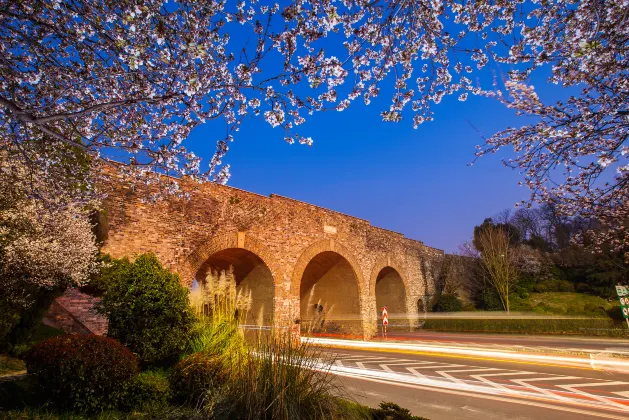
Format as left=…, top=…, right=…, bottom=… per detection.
left=43, top=289, right=108, bottom=336
left=101, top=174, right=444, bottom=338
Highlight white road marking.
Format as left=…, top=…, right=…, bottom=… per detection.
left=435, top=368, right=501, bottom=384
left=556, top=381, right=629, bottom=410
left=333, top=368, right=629, bottom=420
left=511, top=376, right=581, bottom=403
left=470, top=371, right=542, bottom=391
left=354, top=359, right=412, bottom=370
left=380, top=361, right=438, bottom=373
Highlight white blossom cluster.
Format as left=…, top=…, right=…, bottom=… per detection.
left=0, top=157, right=99, bottom=307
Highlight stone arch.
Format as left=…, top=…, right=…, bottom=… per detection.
left=179, top=232, right=283, bottom=327
left=179, top=232, right=283, bottom=288
left=370, top=256, right=410, bottom=330
left=369, top=255, right=409, bottom=298
left=291, top=239, right=365, bottom=335
left=291, top=239, right=365, bottom=298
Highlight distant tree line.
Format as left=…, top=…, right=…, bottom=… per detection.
left=433, top=205, right=629, bottom=312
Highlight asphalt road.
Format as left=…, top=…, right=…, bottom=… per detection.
left=321, top=347, right=629, bottom=420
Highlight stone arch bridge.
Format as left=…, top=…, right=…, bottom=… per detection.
left=101, top=176, right=443, bottom=338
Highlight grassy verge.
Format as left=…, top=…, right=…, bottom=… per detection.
left=511, top=292, right=617, bottom=317
left=0, top=355, right=25, bottom=376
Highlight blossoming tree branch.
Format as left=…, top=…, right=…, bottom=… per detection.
left=0, top=0, right=627, bottom=253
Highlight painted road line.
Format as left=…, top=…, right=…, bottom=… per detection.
left=332, top=367, right=629, bottom=420
left=435, top=367, right=501, bottom=384
left=470, top=371, right=543, bottom=391
left=355, top=359, right=411, bottom=370
left=556, top=382, right=629, bottom=409
left=511, top=376, right=582, bottom=404
left=379, top=361, right=439, bottom=373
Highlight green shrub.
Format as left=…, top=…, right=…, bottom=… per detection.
left=80, top=254, right=131, bottom=297
left=24, top=334, right=138, bottom=412
left=120, top=370, right=172, bottom=410
left=371, top=402, right=428, bottom=420
left=481, top=288, right=503, bottom=311
left=99, top=253, right=196, bottom=365
left=433, top=295, right=463, bottom=312
left=171, top=352, right=228, bottom=406
left=557, top=280, right=575, bottom=292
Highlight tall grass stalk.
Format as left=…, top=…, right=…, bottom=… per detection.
left=187, top=267, right=249, bottom=362
left=187, top=268, right=365, bottom=419
left=210, top=334, right=351, bottom=420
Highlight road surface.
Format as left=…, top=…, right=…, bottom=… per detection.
left=320, top=347, right=629, bottom=419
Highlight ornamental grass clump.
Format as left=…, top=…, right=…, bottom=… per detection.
left=209, top=334, right=345, bottom=420
left=185, top=268, right=353, bottom=419
left=187, top=267, right=250, bottom=361
left=171, top=352, right=228, bottom=407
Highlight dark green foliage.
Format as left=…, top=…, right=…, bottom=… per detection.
left=557, top=246, right=628, bottom=299
left=24, top=334, right=139, bottom=412
left=473, top=218, right=521, bottom=252
left=433, top=295, right=462, bottom=312
left=524, top=235, right=552, bottom=252
left=480, top=288, right=503, bottom=311
left=98, top=253, right=195, bottom=365
left=119, top=370, right=172, bottom=411
left=171, top=352, right=227, bottom=406
left=10, top=323, right=65, bottom=358
left=533, top=279, right=574, bottom=293
left=0, top=285, right=61, bottom=353
left=371, top=402, right=428, bottom=420
left=80, top=254, right=131, bottom=297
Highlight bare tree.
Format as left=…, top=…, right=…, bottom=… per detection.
left=476, top=226, right=519, bottom=312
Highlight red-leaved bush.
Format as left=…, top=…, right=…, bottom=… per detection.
left=25, top=334, right=138, bottom=412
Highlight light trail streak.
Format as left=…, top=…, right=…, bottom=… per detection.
left=303, top=337, right=629, bottom=373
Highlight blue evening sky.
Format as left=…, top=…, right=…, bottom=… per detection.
left=184, top=84, right=561, bottom=254
left=180, top=10, right=569, bottom=254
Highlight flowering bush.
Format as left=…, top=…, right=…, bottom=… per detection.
left=0, top=155, right=98, bottom=347
left=25, top=334, right=138, bottom=412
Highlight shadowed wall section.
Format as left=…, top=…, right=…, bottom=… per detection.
left=375, top=267, right=407, bottom=329
left=195, top=248, right=274, bottom=326
left=299, top=251, right=362, bottom=335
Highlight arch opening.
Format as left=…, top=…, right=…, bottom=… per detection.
left=299, top=251, right=361, bottom=335
left=375, top=267, right=407, bottom=328
left=195, top=248, right=274, bottom=326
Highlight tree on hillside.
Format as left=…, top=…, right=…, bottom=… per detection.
left=1, top=1, right=627, bottom=254
left=476, top=225, right=519, bottom=312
